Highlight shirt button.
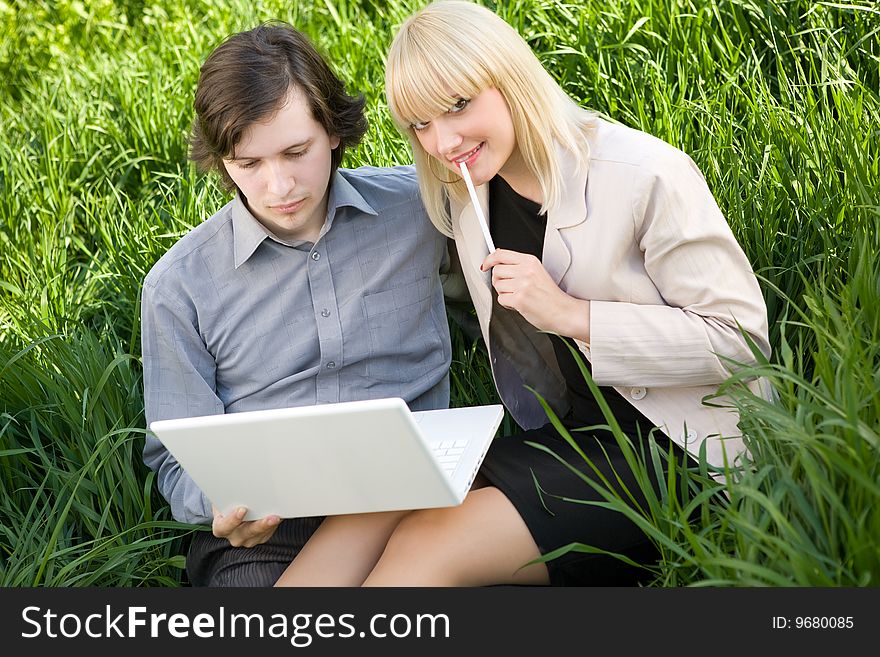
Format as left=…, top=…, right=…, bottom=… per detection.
left=682, top=429, right=698, bottom=442
left=326, top=361, right=336, bottom=369
left=311, top=251, right=321, bottom=261
left=630, top=387, right=647, bottom=400
left=321, top=308, right=331, bottom=318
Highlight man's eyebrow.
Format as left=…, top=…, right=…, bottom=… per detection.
left=230, top=139, right=313, bottom=160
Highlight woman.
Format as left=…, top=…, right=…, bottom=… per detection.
left=275, top=0, right=771, bottom=587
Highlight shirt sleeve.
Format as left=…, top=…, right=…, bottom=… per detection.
left=440, top=237, right=483, bottom=343
left=141, top=278, right=224, bottom=524
left=588, top=149, right=771, bottom=388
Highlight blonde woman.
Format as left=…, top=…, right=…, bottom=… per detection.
left=275, top=0, right=771, bottom=587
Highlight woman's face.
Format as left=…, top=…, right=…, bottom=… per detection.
left=411, top=87, right=516, bottom=186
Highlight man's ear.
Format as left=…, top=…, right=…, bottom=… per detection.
left=330, top=134, right=341, bottom=149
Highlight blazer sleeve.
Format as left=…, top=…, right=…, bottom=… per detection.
left=588, top=149, right=771, bottom=388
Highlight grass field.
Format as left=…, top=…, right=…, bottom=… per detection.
left=1, top=0, right=878, bottom=586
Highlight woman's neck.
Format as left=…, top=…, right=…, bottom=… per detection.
left=498, top=148, right=543, bottom=205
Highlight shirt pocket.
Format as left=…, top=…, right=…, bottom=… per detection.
left=361, top=275, right=446, bottom=383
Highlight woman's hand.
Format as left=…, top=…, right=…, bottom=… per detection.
left=482, top=249, right=590, bottom=343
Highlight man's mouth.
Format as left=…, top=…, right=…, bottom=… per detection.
left=273, top=198, right=306, bottom=213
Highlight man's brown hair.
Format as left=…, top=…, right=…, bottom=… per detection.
left=190, top=22, right=367, bottom=190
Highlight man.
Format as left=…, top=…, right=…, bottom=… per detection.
left=141, top=23, right=451, bottom=586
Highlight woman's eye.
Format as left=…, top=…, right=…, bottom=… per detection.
left=238, top=160, right=257, bottom=169
left=411, top=121, right=429, bottom=131
left=449, top=98, right=469, bottom=113
left=286, top=150, right=307, bottom=159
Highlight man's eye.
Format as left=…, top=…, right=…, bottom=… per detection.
left=286, top=150, right=307, bottom=159
left=449, top=98, right=469, bottom=113
left=411, top=121, right=429, bottom=131
left=238, top=160, right=257, bottom=169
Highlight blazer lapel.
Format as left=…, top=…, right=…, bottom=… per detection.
left=542, top=144, right=589, bottom=286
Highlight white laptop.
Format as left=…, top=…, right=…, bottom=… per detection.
left=149, top=398, right=503, bottom=520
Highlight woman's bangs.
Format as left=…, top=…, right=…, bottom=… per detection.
left=388, top=33, right=489, bottom=127
left=389, top=61, right=454, bottom=127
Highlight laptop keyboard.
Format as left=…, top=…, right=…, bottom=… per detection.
left=429, top=440, right=469, bottom=477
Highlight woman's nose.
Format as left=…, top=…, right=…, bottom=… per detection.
left=434, top=120, right=463, bottom=159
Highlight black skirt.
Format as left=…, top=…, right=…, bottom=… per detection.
left=479, top=417, right=691, bottom=586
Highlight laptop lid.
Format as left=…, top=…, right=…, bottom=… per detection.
left=149, top=398, right=502, bottom=520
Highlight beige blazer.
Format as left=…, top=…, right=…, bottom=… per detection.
left=449, top=118, right=772, bottom=468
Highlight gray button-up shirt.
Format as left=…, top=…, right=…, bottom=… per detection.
left=141, top=166, right=451, bottom=524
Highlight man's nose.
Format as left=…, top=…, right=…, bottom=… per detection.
left=266, top=160, right=294, bottom=196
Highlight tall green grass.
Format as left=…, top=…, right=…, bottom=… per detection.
left=534, top=234, right=879, bottom=585
left=1, top=0, right=877, bottom=585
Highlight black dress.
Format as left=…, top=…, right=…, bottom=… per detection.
left=477, top=175, right=690, bottom=585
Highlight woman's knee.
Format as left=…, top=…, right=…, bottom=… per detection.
left=384, top=508, right=459, bottom=558
left=365, top=489, right=546, bottom=586
left=366, top=508, right=469, bottom=585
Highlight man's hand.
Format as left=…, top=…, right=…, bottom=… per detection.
left=481, top=249, right=590, bottom=343
left=212, top=505, right=282, bottom=548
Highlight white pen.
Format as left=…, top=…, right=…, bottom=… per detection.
left=459, top=161, right=496, bottom=254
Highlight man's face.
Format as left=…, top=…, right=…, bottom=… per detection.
left=223, top=89, right=340, bottom=243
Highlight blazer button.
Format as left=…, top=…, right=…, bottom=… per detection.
left=629, top=387, right=647, bottom=400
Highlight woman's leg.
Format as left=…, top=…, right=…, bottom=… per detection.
left=363, top=486, right=550, bottom=586
left=274, top=510, right=410, bottom=586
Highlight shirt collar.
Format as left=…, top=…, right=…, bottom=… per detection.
left=231, top=171, right=379, bottom=269
left=325, top=169, right=378, bottom=221
left=231, top=194, right=272, bottom=269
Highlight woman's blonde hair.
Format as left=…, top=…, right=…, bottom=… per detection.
left=386, top=0, right=596, bottom=236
